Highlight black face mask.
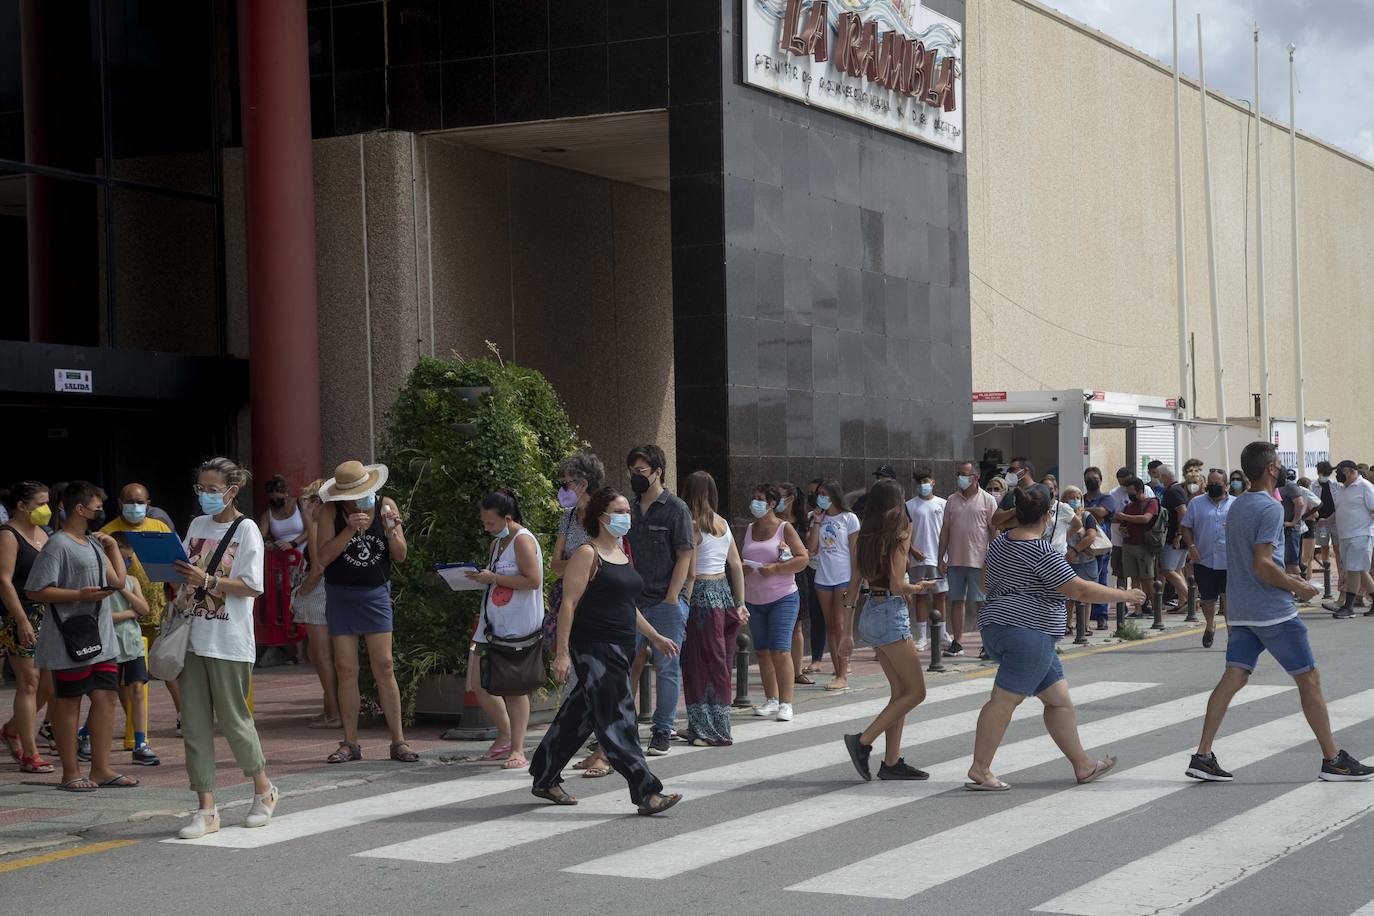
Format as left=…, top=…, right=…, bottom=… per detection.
left=630, top=473, right=652, bottom=496
left=1085, top=479, right=1100, bottom=492
left=1206, top=483, right=1225, bottom=499
left=270, top=496, right=288, bottom=508
left=88, top=508, right=106, bottom=528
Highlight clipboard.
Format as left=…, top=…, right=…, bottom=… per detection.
left=435, top=562, right=486, bottom=592
left=124, top=530, right=191, bottom=582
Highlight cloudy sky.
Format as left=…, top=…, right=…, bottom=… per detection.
left=1042, top=0, right=1374, bottom=163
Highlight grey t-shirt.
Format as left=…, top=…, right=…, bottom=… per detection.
left=25, top=532, right=118, bottom=670
left=1223, top=491, right=1297, bottom=628
left=558, top=507, right=592, bottom=559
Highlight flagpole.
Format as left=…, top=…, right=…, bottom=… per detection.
left=1173, top=0, right=1191, bottom=460
left=1254, top=23, right=1271, bottom=443
left=1289, top=44, right=1307, bottom=475
left=1198, top=15, right=1230, bottom=471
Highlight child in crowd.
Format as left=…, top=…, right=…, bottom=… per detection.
left=111, top=532, right=159, bottom=766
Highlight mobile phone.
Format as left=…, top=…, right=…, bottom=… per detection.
left=97, top=585, right=120, bottom=592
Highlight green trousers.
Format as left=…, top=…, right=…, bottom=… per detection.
left=180, top=651, right=266, bottom=793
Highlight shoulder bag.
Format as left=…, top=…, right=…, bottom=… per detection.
left=150, top=516, right=247, bottom=681
left=478, top=534, right=548, bottom=697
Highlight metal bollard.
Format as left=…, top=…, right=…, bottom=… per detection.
left=1074, top=602, right=1089, bottom=645
left=927, top=607, right=946, bottom=672
left=1323, top=559, right=1332, bottom=599
left=1151, top=582, right=1166, bottom=630
left=1183, top=576, right=1198, bottom=623
left=732, top=628, right=753, bottom=708
left=637, top=655, right=654, bottom=722
left=1115, top=600, right=1125, bottom=631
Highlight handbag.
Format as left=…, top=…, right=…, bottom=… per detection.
left=153, top=516, right=248, bottom=681
left=1087, top=527, right=1113, bottom=557
left=56, top=542, right=108, bottom=663
left=477, top=535, right=548, bottom=697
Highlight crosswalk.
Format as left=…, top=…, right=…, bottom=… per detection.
left=167, top=676, right=1374, bottom=913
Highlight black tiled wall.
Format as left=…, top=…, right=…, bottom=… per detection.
left=670, top=0, right=973, bottom=520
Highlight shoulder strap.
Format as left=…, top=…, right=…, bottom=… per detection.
left=194, top=515, right=247, bottom=601
left=90, top=540, right=107, bottom=589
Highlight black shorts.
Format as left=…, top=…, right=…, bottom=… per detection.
left=1194, top=565, right=1227, bottom=603
left=119, top=656, right=148, bottom=686
left=54, top=662, right=119, bottom=699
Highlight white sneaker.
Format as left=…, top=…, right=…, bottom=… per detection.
left=754, top=698, right=779, bottom=718
left=776, top=703, right=794, bottom=722
left=177, top=808, right=220, bottom=839
left=915, top=638, right=930, bottom=652
left=243, top=784, right=279, bottom=828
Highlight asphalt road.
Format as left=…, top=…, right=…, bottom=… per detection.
left=7, top=614, right=1374, bottom=916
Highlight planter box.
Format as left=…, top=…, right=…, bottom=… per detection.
left=414, top=673, right=466, bottom=722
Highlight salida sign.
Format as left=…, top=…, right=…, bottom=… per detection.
left=743, top=0, right=963, bottom=152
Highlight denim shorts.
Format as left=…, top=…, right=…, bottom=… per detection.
left=747, top=591, right=801, bottom=651
left=981, top=623, right=1065, bottom=697
left=1226, top=617, right=1316, bottom=676
left=1283, top=529, right=1301, bottom=567
left=815, top=581, right=849, bottom=592
left=856, top=596, right=911, bottom=647
left=946, top=566, right=983, bottom=605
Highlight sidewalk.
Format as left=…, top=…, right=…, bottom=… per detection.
left=0, top=599, right=1294, bottom=856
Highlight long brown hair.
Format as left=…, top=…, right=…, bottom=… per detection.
left=682, top=470, right=725, bottom=538
left=855, top=479, right=910, bottom=584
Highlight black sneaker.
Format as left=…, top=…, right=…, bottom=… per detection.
left=878, top=758, right=930, bottom=781
left=38, top=722, right=53, bottom=744
left=1364, top=608, right=1374, bottom=617
left=647, top=732, right=671, bottom=756
left=946, top=640, right=965, bottom=657
left=844, top=733, right=872, bottom=782
left=1202, top=630, right=1215, bottom=649
left=132, top=743, right=161, bottom=766
left=1185, top=752, right=1233, bottom=781
left=977, top=647, right=989, bottom=661
left=77, top=734, right=92, bottom=762
left=1324, top=600, right=1352, bottom=614
left=1333, top=607, right=1355, bottom=620
left=1319, top=749, right=1374, bottom=782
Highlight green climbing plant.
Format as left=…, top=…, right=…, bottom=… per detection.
left=371, top=346, right=583, bottom=722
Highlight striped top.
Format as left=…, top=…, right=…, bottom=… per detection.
left=978, top=533, right=1078, bottom=638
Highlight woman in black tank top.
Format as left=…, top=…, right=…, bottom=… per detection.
left=0, top=481, right=54, bottom=772
left=529, top=488, right=683, bottom=815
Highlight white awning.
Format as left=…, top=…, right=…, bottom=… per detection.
left=972, top=411, right=1057, bottom=425
left=1090, top=413, right=1231, bottom=429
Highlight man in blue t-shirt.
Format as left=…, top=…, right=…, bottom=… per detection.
left=1186, top=441, right=1374, bottom=784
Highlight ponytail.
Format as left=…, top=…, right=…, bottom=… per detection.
left=480, top=488, right=523, bottom=523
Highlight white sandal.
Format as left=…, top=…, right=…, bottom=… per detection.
left=177, top=808, right=220, bottom=839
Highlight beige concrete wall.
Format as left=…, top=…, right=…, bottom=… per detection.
left=965, top=0, right=1374, bottom=458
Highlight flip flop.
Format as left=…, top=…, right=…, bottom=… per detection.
left=825, top=680, right=850, bottom=691
left=99, top=774, right=140, bottom=788
left=794, top=674, right=816, bottom=685
left=963, top=779, right=1011, bottom=792
left=501, top=753, right=528, bottom=770
left=1076, top=756, right=1118, bottom=785
left=478, top=743, right=512, bottom=762
left=57, top=778, right=98, bottom=793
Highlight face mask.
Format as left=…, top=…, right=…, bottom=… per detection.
left=816, top=494, right=832, bottom=511
left=630, top=473, right=651, bottom=496
left=269, top=496, right=287, bottom=508
left=494, top=524, right=511, bottom=539
left=1206, top=483, right=1225, bottom=499
left=606, top=513, right=632, bottom=537
left=1230, top=480, right=1244, bottom=493
left=199, top=492, right=226, bottom=515
left=750, top=500, right=770, bottom=519
left=1066, top=499, right=1082, bottom=510
left=83, top=508, right=106, bottom=528
left=956, top=475, right=973, bottom=490
left=557, top=486, right=579, bottom=509
left=1085, top=479, right=1100, bottom=492
left=918, top=483, right=933, bottom=497
left=356, top=493, right=377, bottom=510
left=1187, top=483, right=1199, bottom=493
left=775, top=498, right=788, bottom=514
left=28, top=504, right=52, bottom=527
left=122, top=503, right=147, bottom=524
left=1004, top=472, right=1020, bottom=490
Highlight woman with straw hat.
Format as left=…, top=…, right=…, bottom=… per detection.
left=314, top=460, right=417, bottom=764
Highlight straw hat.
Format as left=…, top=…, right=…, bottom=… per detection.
left=319, top=460, right=388, bottom=502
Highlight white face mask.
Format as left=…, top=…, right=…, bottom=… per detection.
left=1004, top=472, right=1020, bottom=490
left=1187, top=482, right=1199, bottom=493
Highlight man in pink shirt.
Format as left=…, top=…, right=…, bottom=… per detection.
left=937, top=461, right=999, bottom=656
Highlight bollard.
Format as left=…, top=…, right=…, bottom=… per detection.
left=927, top=607, right=945, bottom=672
left=1115, top=600, right=1125, bottom=631
left=1183, top=576, right=1198, bottom=623
left=1323, top=559, right=1332, bottom=599
left=1151, top=585, right=1166, bottom=630
left=442, top=689, right=498, bottom=741
left=637, top=659, right=654, bottom=722
left=732, top=628, right=753, bottom=708
left=1074, top=602, right=1089, bottom=645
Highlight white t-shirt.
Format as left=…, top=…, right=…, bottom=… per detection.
left=1333, top=476, right=1374, bottom=539
left=1108, top=485, right=1130, bottom=548
left=475, top=528, right=545, bottom=642
left=904, top=496, right=946, bottom=565
left=815, top=511, right=860, bottom=586
left=1042, top=501, right=1076, bottom=555
left=182, top=514, right=265, bottom=664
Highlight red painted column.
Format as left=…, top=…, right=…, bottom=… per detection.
left=238, top=0, right=321, bottom=493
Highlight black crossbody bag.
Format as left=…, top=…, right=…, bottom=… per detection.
left=55, top=542, right=109, bottom=663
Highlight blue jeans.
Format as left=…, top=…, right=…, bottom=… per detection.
left=637, top=598, right=689, bottom=737
left=1091, top=554, right=1110, bottom=621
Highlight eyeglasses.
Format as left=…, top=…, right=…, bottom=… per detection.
left=192, top=485, right=229, bottom=496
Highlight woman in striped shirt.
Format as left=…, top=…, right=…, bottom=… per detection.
left=966, top=485, right=1143, bottom=791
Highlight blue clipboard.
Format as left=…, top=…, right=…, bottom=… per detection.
left=124, top=530, right=190, bottom=582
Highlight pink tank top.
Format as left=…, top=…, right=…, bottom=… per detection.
left=742, top=522, right=799, bottom=605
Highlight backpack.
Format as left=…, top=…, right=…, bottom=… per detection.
left=1142, top=500, right=1168, bottom=550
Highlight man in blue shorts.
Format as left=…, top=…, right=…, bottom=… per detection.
left=1186, top=441, right=1374, bottom=783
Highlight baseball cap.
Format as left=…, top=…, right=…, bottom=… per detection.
left=872, top=464, right=897, bottom=479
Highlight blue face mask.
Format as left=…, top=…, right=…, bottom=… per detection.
left=816, top=495, right=832, bottom=511
left=775, top=498, right=788, bottom=514
left=356, top=493, right=377, bottom=510
left=198, top=492, right=226, bottom=515
left=1066, top=499, right=1082, bottom=510
left=918, top=483, right=934, bottom=497
left=750, top=500, right=770, bottom=519
left=122, top=504, right=147, bottom=524
left=1230, top=480, right=1244, bottom=493
left=494, top=524, right=511, bottom=539
left=606, top=513, right=632, bottom=537
left=957, top=475, right=973, bottom=490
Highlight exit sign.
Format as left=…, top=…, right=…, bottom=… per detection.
left=54, top=369, right=93, bottom=393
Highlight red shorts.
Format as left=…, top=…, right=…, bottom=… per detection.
left=54, top=662, right=119, bottom=699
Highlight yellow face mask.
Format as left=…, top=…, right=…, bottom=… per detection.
left=27, top=504, right=52, bottom=527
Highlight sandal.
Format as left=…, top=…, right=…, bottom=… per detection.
left=963, top=778, right=1012, bottom=792
left=20, top=753, right=54, bottom=774
left=532, top=785, right=577, bottom=806
left=306, top=716, right=342, bottom=730
left=572, top=755, right=598, bottom=770
left=582, top=763, right=613, bottom=778
left=478, top=742, right=512, bottom=762
left=794, top=674, right=816, bottom=685
left=501, top=752, right=528, bottom=770
left=389, top=742, right=420, bottom=763
left=57, top=777, right=98, bottom=793
left=99, top=774, right=140, bottom=788
left=637, top=792, right=683, bottom=816
left=1, top=727, right=21, bottom=762
left=1076, top=755, right=1118, bottom=785
left=326, top=741, right=362, bottom=764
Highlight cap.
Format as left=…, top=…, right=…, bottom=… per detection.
left=872, top=464, right=897, bottom=479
